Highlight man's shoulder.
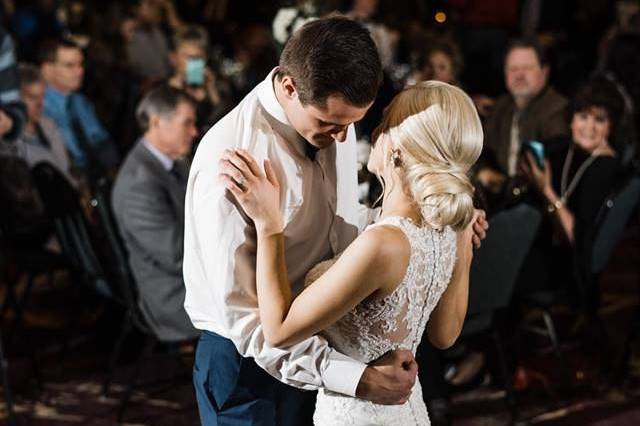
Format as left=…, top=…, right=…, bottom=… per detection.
left=534, top=86, right=568, bottom=112
left=193, top=90, right=272, bottom=170
left=487, top=94, right=515, bottom=120
left=70, top=91, right=98, bottom=110
left=114, top=145, right=162, bottom=191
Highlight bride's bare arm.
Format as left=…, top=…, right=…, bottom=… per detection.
left=425, top=211, right=477, bottom=349
left=219, top=149, right=408, bottom=348
left=255, top=226, right=408, bottom=347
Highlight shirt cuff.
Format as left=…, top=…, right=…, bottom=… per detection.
left=322, top=349, right=367, bottom=396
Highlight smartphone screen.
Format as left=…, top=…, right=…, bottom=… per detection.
left=186, top=58, right=205, bottom=86
left=525, top=140, right=545, bottom=169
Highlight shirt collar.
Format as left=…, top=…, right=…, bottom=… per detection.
left=257, top=68, right=308, bottom=159
left=45, top=85, right=70, bottom=109
left=142, top=138, right=174, bottom=171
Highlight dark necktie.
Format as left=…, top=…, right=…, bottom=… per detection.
left=67, top=97, right=92, bottom=159
left=169, top=162, right=186, bottom=185
left=67, top=97, right=104, bottom=182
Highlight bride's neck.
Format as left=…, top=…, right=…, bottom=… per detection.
left=380, top=174, right=422, bottom=224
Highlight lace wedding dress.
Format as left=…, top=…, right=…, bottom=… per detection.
left=305, top=216, right=458, bottom=426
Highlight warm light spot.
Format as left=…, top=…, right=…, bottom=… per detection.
left=435, top=11, right=447, bottom=24
left=576, top=371, right=584, bottom=380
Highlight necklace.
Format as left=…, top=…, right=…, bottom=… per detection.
left=559, top=144, right=606, bottom=204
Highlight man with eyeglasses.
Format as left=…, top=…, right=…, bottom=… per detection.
left=39, top=38, right=119, bottom=180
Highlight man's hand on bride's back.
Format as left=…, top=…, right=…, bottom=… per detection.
left=356, top=349, right=418, bottom=405
left=219, top=149, right=284, bottom=235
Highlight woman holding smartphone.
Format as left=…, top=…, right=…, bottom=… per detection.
left=518, top=76, right=624, bottom=295
left=167, top=25, right=231, bottom=133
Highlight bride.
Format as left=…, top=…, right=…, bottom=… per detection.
left=219, top=81, right=484, bottom=425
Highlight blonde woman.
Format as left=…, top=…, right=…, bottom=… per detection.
left=219, top=81, right=484, bottom=425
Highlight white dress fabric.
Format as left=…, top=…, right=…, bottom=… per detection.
left=306, top=216, right=458, bottom=426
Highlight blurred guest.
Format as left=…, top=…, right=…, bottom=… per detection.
left=414, top=38, right=463, bottom=86
left=0, top=25, right=49, bottom=251
left=347, top=0, right=398, bottom=71
left=112, top=86, right=199, bottom=342
left=168, top=25, right=232, bottom=134
left=518, top=77, right=624, bottom=294
left=126, top=0, right=182, bottom=84
left=10, top=0, right=66, bottom=62
left=14, top=63, right=77, bottom=187
left=477, top=38, right=569, bottom=199
left=40, top=38, right=119, bottom=179
left=0, top=24, right=25, bottom=142
left=224, top=23, right=278, bottom=97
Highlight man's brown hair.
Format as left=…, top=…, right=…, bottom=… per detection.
left=278, top=16, right=382, bottom=108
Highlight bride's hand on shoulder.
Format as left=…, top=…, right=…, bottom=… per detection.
left=218, top=149, right=283, bottom=235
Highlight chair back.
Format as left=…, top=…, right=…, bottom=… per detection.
left=591, top=175, right=640, bottom=274
left=90, top=179, right=139, bottom=312
left=466, top=203, right=542, bottom=316
left=31, top=163, right=111, bottom=298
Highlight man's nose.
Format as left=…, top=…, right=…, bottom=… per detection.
left=333, top=128, right=348, bottom=143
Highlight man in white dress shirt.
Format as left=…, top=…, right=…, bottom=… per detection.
left=184, top=17, right=417, bottom=425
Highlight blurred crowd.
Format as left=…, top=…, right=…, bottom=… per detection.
left=1, top=1, right=640, bottom=425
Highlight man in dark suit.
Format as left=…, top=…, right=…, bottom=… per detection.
left=476, top=38, right=569, bottom=196
left=112, top=86, right=199, bottom=341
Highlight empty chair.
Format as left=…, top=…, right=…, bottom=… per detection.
left=459, top=203, right=542, bottom=415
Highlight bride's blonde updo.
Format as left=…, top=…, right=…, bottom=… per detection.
left=375, top=81, right=483, bottom=231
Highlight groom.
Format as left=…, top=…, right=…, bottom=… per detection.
left=184, top=17, right=418, bottom=425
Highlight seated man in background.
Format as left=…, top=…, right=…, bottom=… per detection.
left=111, top=86, right=199, bottom=342
left=477, top=38, right=569, bottom=203
left=39, top=38, right=119, bottom=180
left=14, top=63, right=78, bottom=187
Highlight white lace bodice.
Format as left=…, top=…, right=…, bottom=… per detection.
left=305, top=216, right=458, bottom=425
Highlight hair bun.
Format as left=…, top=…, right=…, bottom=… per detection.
left=405, top=163, right=475, bottom=231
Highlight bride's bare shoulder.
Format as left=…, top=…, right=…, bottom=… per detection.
left=353, top=225, right=411, bottom=287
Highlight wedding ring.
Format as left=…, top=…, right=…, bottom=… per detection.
left=236, top=176, right=246, bottom=187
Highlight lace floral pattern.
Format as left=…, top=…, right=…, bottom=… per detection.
left=306, top=216, right=458, bottom=426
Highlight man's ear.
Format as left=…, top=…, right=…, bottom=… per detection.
left=541, top=65, right=550, bottom=82
left=40, top=63, right=52, bottom=81
left=148, top=113, right=161, bottom=130
left=278, top=75, right=298, bottom=100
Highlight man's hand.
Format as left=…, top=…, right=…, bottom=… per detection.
left=355, top=349, right=418, bottom=405
left=0, top=110, right=14, bottom=137
left=471, top=209, right=489, bottom=249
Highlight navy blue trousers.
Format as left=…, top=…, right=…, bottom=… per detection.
left=193, top=331, right=315, bottom=426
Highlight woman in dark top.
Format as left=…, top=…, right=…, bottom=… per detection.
left=519, top=77, right=624, bottom=294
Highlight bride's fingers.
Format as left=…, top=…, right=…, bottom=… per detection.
left=264, top=159, right=279, bottom=187
left=219, top=159, right=247, bottom=186
left=219, top=173, right=246, bottom=197
left=223, top=150, right=257, bottom=180
left=235, top=149, right=264, bottom=178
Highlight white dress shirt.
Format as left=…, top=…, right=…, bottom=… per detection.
left=183, top=69, right=367, bottom=396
